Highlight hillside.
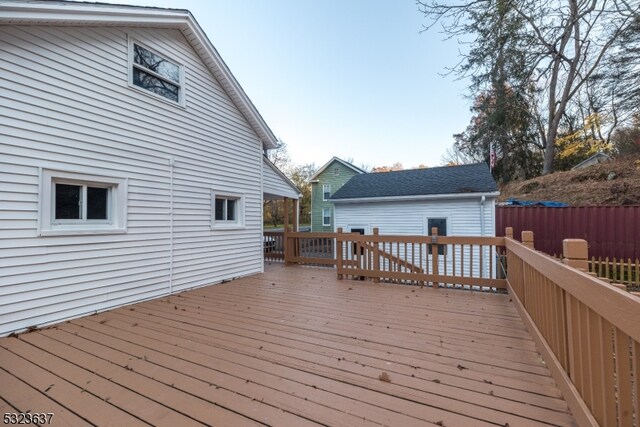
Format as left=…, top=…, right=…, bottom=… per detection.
left=499, top=155, right=640, bottom=206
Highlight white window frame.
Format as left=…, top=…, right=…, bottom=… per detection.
left=322, top=208, right=332, bottom=227
left=211, top=191, right=245, bottom=230
left=39, top=169, right=127, bottom=236
left=322, top=184, right=331, bottom=201
left=127, top=36, right=185, bottom=107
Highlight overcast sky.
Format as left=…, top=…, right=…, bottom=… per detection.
left=85, top=0, right=473, bottom=169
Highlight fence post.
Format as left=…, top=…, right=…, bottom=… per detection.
left=431, top=227, right=439, bottom=289
left=505, top=227, right=513, bottom=239
left=522, top=231, right=534, bottom=249
left=562, top=239, right=588, bottom=271
left=284, top=230, right=290, bottom=266
left=336, top=227, right=343, bottom=280
left=373, top=227, right=380, bottom=283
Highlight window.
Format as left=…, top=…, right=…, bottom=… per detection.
left=322, top=208, right=331, bottom=226
left=334, top=167, right=340, bottom=176
left=427, top=218, right=447, bottom=255
left=211, top=192, right=244, bottom=228
left=39, top=170, right=127, bottom=236
left=323, top=184, right=331, bottom=201
left=54, top=183, right=109, bottom=221
left=129, top=39, right=183, bottom=104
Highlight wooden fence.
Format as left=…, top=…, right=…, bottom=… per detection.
left=589, top=257, right=640, bottom=289
left=505, top=228, right=640, bottom=427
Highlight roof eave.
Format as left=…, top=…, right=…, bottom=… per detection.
left=331, top=191, right=501, bottom=204
left=0, top=1, right=278, bottom=149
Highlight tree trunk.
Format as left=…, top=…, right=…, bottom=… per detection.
left=542, top=136, right=555, bottom=174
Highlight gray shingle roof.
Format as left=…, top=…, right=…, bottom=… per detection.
left=330, top=163, right=498, bottom=200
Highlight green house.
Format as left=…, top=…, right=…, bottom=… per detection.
left=310, top=157, right=365, bottom=232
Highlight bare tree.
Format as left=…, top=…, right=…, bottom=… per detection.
left=418, top=0, right=638, bottom=174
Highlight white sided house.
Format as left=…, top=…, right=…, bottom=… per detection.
left=0, top=1, right=299, bottom=336
left=331, top=163, right=499, bottom=276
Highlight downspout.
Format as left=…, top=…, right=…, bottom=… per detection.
left=480, top=195, right=486, bottom=237
left=169, top=156, right=175, bottom=295
left=480, top=195, right=486, bottom=278
left=260, top=148, right=265, bottom=273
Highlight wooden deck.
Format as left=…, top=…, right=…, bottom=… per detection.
left=0, top=263, right=576, bottom=426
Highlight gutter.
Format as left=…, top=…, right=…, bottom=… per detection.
left=331, top=191, right=501, bottom=204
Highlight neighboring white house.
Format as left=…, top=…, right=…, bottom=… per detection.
left=0, top=1, right=299, bottom=336
left=331, top=163, right=498, bottom=236
left=331, top=163, right=499, bottom=277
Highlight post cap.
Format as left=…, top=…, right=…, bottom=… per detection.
left=563, top=239, right=588, bottom=260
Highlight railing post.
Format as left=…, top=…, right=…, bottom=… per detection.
left=373, top=227, right=380, bottom=283
left=283, top=197, right=289, bottom=232
left=505, top=227, right=513, bottom=239
left=431, top=227, right=439, bottom=289
left=292, top=198, right=299, bottom=232
left=522, top=231, right=534, bottom=249
left=336, top=227, right=343, bottom=280
left=284, top=229, right=291, bottom=266
left=562, top=239, right=589, bottom=271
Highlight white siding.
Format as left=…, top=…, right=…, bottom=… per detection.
left=263, top=159, right=299, bottom=199
left=0, top=25, right=264, bottom=335
left=334, top=197, right=495, bottom=237
left=334, top=197, right=497, bottom=278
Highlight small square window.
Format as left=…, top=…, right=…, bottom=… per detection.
left=212, top=192, right=244, bottom=229
left=334, top=167, right=340, bottom=176
left=129, top=39, right=184, bottom=105
left=40, top=170, right=127, bottom=236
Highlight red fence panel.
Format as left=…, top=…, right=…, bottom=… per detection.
left=496, top=206, right=640, bottom=259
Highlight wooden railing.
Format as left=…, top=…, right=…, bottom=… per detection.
left=277, top=228, right=506, bottom=289
left=336, top=228, right=506, bottom=289
left=284, top=232, right=336, bottom=267
left=505, top=228, right=640, bottom=427
left=263, top=231, right=285, bottom=262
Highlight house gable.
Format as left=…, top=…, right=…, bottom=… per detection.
left=310, top=158, right=364, bottom=231
left=0, top=0, right=278, bottom=149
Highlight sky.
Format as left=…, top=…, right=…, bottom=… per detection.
left=88, top=0, right=473, bottom=169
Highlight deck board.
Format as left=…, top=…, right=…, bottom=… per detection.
left=0, top=263, right=576, bottom=426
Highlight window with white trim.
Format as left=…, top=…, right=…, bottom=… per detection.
left=322, top=208, right=331, bottom=226
left=39, top=170, right=127, bottom=236
left=211, top=192, right=244, bottom=228
left=322, top=184, right=331, bottom=201
left=129, top=38, right=184, bottom=105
